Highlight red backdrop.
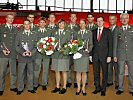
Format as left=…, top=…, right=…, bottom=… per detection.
left=0, top=10, right=133, bottom=28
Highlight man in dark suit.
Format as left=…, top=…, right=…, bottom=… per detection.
left=107, top=15, right=119, bottom=89
left=92, top=16, right=112, bottom=96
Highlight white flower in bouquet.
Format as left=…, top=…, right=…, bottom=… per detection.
left=45, top=37, right=48, bottom=40
left=51, top=42, right=55, bottom=45
left=42, top=40, right=46, bottom=44
left=68, top=44, right=72, bottom=48
left=51, top=37, right=55, bottom=41
left=43, top=45, right=46, bottom=48
left=47, top=42, right=50, bottom=45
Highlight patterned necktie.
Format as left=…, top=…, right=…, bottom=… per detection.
left=98, top=29, right=101, bottom=42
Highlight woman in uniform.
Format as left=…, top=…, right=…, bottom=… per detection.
left=51, top=19, right=71, bottom=94
left=74, top=19, right=93, bottom=96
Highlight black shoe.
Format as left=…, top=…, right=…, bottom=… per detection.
left=76, top=89, right=81, bottom=95
left=51, top=87, right=60, bottom=93
left=66, top=83, right=72, bottom=88
left=92, top=90, right=101, bottom=94
left=10, top=88, right=18, bottom=92
left=59, top=88, right=67, bottom=94
left=74, top=83, right=78, bottom=88
left=0, top=91, right=3, bottom=96
left=101, top=91, right=106, bottom=96
left=129, top=92, right=133, bottom=96
left=115, top=85, right=119, bottom=90
left=34, top=85, right=40, bottom=91
left=17, top=91, right=23, bottom=95
left=82, top=91, right=87, bottom=96
left=116, top=90, right=123, bottom=95
left=107, top=83, right=113, bottom=87
left=42, top=86, right=47, bottom=91
left=28, top=90, right=36, bottom=94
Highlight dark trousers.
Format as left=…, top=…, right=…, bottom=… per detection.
left=93, top=58, right=108, bottom=92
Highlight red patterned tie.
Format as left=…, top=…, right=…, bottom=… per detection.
left=98, top=29, right=101, bottom=42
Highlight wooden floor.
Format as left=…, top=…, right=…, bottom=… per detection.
left=0, top=64, right=133, bottom=100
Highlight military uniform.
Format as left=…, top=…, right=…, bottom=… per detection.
left=0, top=24, right=18, bottom=91
left=74, top=29, right=93, bottom=72
left=86, top=23, right=97, bottom=31
left=15, top=30, right=37, bottom=91
left=107, top=26, right=119, bottom=87
left=65, top=23, right=80, bottom=84
left=19, top=23, right=38, bottom=85
left=113, top=25, right=133, bottom=92
left=19, top=23, right=38, bottom=32
left=34, top=28, right=52, bottom=88
left=51, top=29, right=71, bottom=71
left=45, top=24, right=58, bottom=34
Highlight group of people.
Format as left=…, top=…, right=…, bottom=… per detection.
left=0, top=12, right=133, bottom=97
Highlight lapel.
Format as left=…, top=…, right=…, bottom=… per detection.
left=99, top=28, right=105, bottom=42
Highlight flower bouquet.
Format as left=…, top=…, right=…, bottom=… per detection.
left=37, top=37, right=58, bottom=55
left=62, top=39, right=84, bottom=59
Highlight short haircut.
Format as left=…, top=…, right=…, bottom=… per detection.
left=96, top=16, right=104, bottom=21
left=49, top=13, right=55, bottom=17
left=38, top=17, right=46, bottom=22
left=80, top=19, right=86, bottom=24
left=120, top=13, right=129, bottom=19
left=6, top=13, right=14, bottom=17
left=58, top=19, right=66, bottom=24
left=87, top=13, right=94, bottom=17
left=24, top=18, right=30, bottom=23
left=70, top=13, right=77, bottom=17
left=109, top=15, right=117, bottom=19
left=28, top=13, right=35, bottom=17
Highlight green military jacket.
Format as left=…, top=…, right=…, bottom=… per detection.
left=51, top=29, right=72, bottom=59
left=0, top=24, right=18, bottom=59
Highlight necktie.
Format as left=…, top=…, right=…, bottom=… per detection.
left=124, top=26, right=127, bottom=30
left=41, top=29, right=43, bottom=33
left=60, top=31, right=62, bottom=35
left=81, top=31, right=84, bottom=39
left=9, top=25, right=12, bottom=30
left=89, top=25, right=92, bottom=29
left=51, top=26, right=53, bottom=29
left=59, top=31, right=62, bottom=49
left=98, top=29, right=101, bottom=42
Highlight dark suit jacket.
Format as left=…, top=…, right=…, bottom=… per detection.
left=92, top=27, right=113, bottom=60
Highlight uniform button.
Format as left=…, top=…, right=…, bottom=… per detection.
left=126, top=45, right=127, bottom=46
left=125, top=37, right=127, bottom=38
left=125, top=41, right=127, bottom=42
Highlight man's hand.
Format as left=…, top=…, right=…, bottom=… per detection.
left=28, top=52, right=32, bottom=57
left=107, top=57, right=111, bottom=63
left=89, top=56, right=92, bottom=62
left=22, top=52, right=27, bottom=57
left=3, top=50, right=10, bottom=56
left=114, top=57, right=118, bottom=62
